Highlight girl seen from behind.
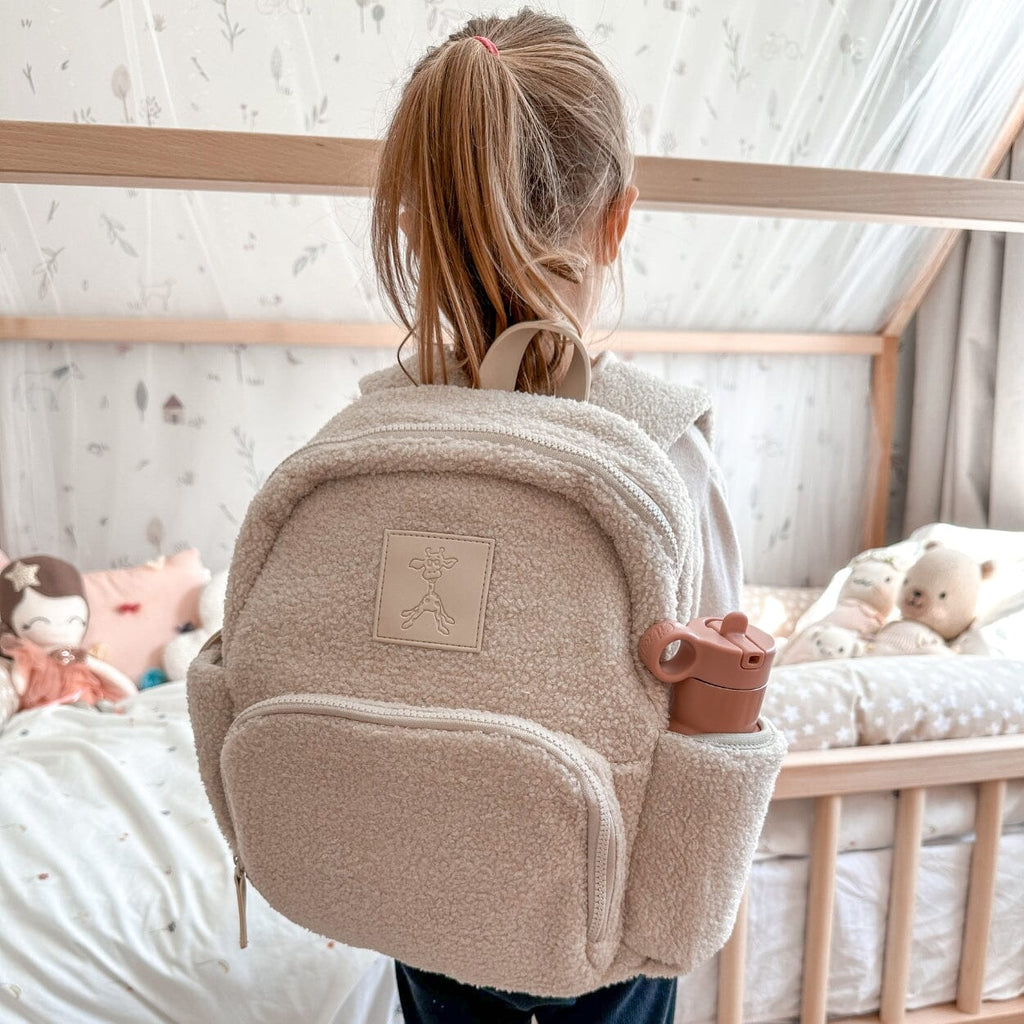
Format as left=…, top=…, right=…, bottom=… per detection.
left=369, top=9, right=744, bottom=1023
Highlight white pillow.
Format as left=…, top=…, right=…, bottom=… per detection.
left=741, top=584, right=823, bottom=639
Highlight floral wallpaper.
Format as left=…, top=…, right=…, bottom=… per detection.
left=1, top=0, right=1022, bottom=582
left=0, top=338, right=871, bottom=586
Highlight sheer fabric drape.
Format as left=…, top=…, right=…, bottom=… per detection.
left=903, top=136, right=1024, bottom=533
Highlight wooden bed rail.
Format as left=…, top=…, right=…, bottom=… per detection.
left=0, top=317, right=885, bottom=354
left=718, top=734, right=1024, bottom=1024
left=4, top=120, right=1024, bottom=232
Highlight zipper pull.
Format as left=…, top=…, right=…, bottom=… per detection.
left=233, top=854, right=248, bottom=949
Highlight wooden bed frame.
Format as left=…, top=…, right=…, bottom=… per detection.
left=724, top=735, right=1024, bottom=1024
left=2, top=116, right=1024, bottom=1024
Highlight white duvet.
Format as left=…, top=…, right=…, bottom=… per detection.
left=2, top=682, right=1022, bottom=1024
left=0, top=683, right=377, bottom=1024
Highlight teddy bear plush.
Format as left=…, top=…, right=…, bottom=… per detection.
left=777, top=554, right=904, bottom=665
left=162, top=569, right=228, bottom=680
left=867, top=543, right=994, bottom=656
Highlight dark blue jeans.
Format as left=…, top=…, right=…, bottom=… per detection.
left=394, top=961, right=677, bottom=1023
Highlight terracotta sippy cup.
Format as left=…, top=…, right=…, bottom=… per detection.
left=638, top=612, right=776, bottom=734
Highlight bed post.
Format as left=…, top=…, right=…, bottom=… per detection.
left=863, top=335, right=900, bottom=550
left=801, top=794, right=842, bottom=1024
left=717, top=888, right=750, bottom=1024
left=956, top=779, right=1008, bottom=1014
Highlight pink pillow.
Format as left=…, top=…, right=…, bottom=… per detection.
left=84, top=549, right=210, bottom=683
left=0, top=549, right=9, bottom=569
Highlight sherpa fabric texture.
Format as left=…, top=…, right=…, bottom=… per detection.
left=187, top=346, right=787, bottom=997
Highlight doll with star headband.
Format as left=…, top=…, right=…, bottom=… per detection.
left=0, top=555, right=136, bottom=711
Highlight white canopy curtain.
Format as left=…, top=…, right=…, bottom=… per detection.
left=903, top=136, right=1024, bottom=535
left=1, top=0, right=1024, bottom=585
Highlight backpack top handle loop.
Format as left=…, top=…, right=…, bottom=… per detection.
left=478, top=320, right=592, bottom=402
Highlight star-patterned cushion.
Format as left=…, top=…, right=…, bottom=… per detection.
left=763, top=655, right=1024, bottom=751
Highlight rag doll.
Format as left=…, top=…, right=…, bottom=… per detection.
left=0, top=555, right=137, bottom=710
left=778, top=554, right=903, bottom=665
left=868, top=543, right=994, bottom=656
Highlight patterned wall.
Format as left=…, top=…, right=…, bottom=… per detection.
left=2, top=0, right=1022, bottom=582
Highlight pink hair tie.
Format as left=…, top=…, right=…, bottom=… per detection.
left=473, top=35, right=499, bottom=56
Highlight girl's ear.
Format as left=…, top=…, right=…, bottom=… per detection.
left=600, top=184, right=639, bottom=265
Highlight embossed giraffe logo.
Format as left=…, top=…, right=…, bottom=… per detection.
left=402, top=547, right=458, bottom=635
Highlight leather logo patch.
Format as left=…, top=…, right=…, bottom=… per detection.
left=373, top=530, right=495, bottom=652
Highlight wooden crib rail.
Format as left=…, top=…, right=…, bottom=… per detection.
left=717, top=733, right=1024, bottom=1024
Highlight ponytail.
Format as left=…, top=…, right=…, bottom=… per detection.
left=372, top=10, right=632, bottom=394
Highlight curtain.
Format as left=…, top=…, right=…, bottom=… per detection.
left=903, top=136, right=1024, bottom=533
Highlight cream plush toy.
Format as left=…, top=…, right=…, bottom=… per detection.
left=868, top=543, right=994, bottom=656
left=778, top=554, right=904, bottom=665
left=163, top=569, right=228, bottom=680
left=791, top=623, right=866, bottom=662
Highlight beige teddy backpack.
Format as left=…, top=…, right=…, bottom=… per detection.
left=187, top=320, right=786, bottom=998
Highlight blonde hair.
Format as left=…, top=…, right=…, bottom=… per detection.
left=371, top=9, right=633, bottom=394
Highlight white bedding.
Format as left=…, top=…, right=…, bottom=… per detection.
left=0, top=682, right=377, bottom=1024
left=2, top=682, right=1022, bottom=1023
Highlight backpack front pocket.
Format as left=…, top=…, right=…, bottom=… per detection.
left=220, top=694, right=627, bottom=995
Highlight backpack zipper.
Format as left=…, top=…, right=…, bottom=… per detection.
left=267, top=422, right=679, bottom=562
left=233, top=854, right=248, bottom=949
left=227, top=693, right=622, bottom=946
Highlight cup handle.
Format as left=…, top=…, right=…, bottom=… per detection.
left=638, top=620, right=699, bottom=684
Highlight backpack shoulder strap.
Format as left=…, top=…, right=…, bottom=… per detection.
left=356, top=347, right=713, bottom=451
left=588, top=353, right=713, bottom=452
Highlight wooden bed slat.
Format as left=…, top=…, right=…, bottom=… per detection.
left=717, top=888, right=749, bottom=1024
left=801, top=794, right=842, bottom=1024
left=957, top=780, right=1009, bottom=1015
left=880, top=788, right=926, bottom=1024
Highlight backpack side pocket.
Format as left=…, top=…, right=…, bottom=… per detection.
left=622, top=719, right=786, bottom=971
left=185, top=637, right=237, bottom=849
